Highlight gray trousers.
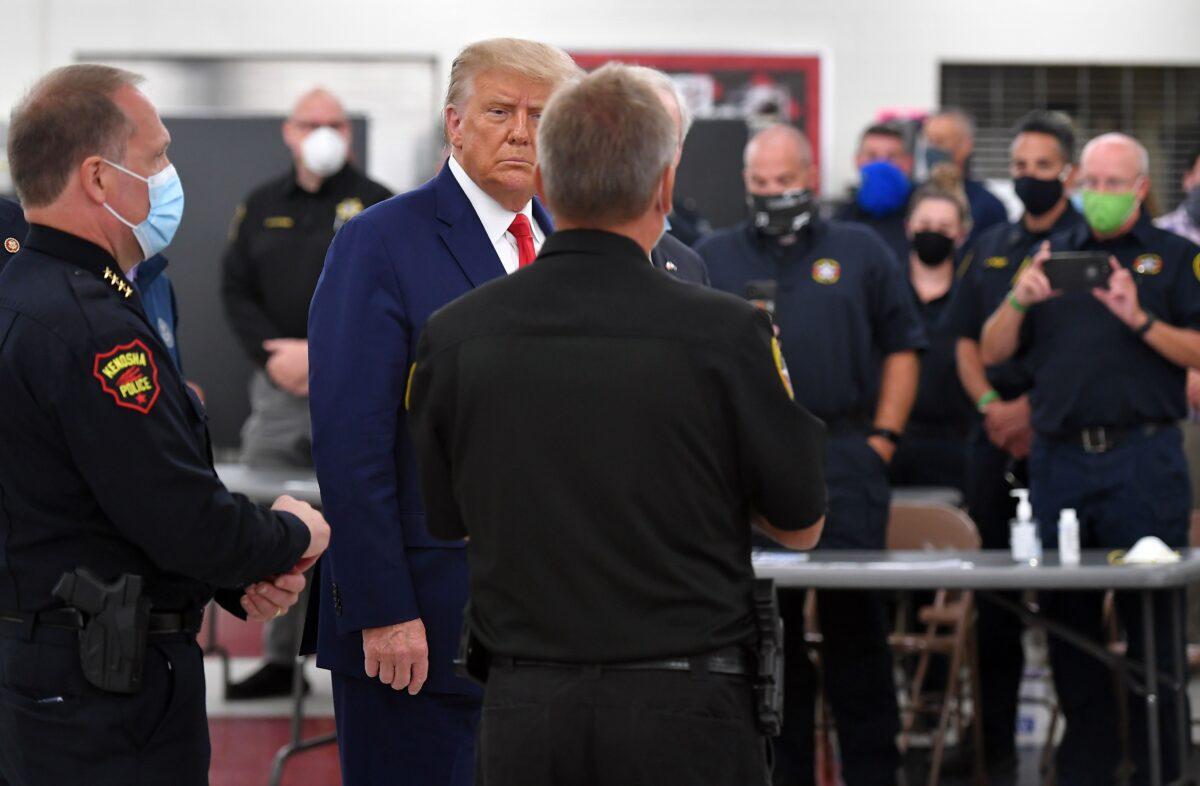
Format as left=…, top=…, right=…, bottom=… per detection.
left=240, top=369, right=313, bottom=665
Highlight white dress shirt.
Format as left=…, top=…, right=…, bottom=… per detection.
left=447, top=156, right=544, bottom=274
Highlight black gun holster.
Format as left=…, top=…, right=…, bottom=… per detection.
left=454, top=622, right=491, bottom=687
left=753, top=578, right=785, bottom=736
left=52, top=568, right=151, bottom=695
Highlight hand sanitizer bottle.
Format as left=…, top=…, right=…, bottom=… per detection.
left=1058, top=508, right=1081, bottom=566
left=1010, top=489, right=1042, bottom=565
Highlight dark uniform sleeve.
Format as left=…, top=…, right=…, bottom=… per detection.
left=1168, top=242, right=1200, bottom=330
left=408, top=324, right=465, bottom=540
left=220, top=201, right=279, bottom=367
left=41, top=324, right=309, bottom=588
left=866, top=234, right=928, bottom=353
left=728, top=309, right=827, bottom=530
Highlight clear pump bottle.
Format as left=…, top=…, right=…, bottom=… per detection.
left=1009, top=489, right=1042, bottom=565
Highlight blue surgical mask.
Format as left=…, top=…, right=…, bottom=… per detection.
left=102, top=160, right=185, bottom=260
left=856, top=160, right=912, bottom=217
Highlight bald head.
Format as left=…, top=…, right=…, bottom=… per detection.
left=743, top=124, right=813, bottom=196
left=282, top=87, right=351, bottom=181
left=1081, top=132, right=1150, bottom=180
left=290, top=88, right=346, bottom=123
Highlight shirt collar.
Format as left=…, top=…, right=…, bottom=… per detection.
left=131, top=254, right=169, bottom=286
left=1065, top=206, right=1155, bottom=248
left=283, top=163, right=354, bottom=197
left=447, top=155, right=541, bottom=244
left=23, top=224, right=140, bottom=304
left=741, top=214, right=826, bottom=255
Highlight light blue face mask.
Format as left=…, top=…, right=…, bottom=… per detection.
left=102, top=160, right=184, bottom=260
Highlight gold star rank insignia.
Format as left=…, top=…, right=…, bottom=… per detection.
left=812, top=258, right=841, bottom=285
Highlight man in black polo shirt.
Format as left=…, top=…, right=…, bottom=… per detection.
left=697, top=124, right=925, bottom=786
left=220, top=87, right=391, bottom=699
left=981, top=132, right=1200, bottom=785
left=408, top=64, right=827, bottom=786
left=946, top=109, right=1083, bottom=773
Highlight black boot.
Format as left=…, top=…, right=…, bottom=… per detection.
left=225, top=662, right=309, bottom=701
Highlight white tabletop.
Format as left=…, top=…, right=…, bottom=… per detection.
left=214, top=462, right=322, bottom=506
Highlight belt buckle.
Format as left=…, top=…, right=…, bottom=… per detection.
left=1082, top=426, right=1109, bottom=454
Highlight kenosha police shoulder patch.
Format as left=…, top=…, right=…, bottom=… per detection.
left=93, top=339, right=160, bottom=414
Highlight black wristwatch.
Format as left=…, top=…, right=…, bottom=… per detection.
left=869, top=427, right=902, bottom=446
left=1134, top=310, right=1157, bottom=338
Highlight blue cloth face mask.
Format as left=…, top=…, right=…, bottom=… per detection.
left=856, top=160, right=912, bottom=217
left=102, top=160, right=185, bottom=260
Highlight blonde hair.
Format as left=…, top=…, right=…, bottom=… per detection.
left=909, top=163, right=972, bottom=233
left=444, top=38, right=581, bottom=110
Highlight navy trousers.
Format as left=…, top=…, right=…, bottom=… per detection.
left=0, top=632, right=208, bottom=786
left=1030, top=427, right=1190, bottom=786
left=332, top=673, right=480, bottom=786
left=773, top=434, right=900, bottom=786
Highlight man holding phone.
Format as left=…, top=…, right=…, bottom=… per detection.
left=981, top=132, right=1200, bottom=785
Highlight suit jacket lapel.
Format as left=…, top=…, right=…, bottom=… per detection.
left=434, top=165, right=506, bottom=289
left=532, top=197, right=554, bottom=238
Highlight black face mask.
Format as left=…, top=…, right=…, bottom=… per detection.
left=912, top=231, right=956, bottom=266
left=1014, top=175, right=1065, bottom=217
left=747, top=190, right=816, bottom=238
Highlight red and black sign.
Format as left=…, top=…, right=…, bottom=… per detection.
left=93, top=339, right=160, bottom=414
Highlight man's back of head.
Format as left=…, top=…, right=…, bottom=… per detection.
left=535, top=62, right=678, bottom=253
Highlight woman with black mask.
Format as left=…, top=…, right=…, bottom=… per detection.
left=888, top=166, right=976, bottom=491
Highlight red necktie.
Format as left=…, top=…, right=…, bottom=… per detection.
left=508, top=214, right=537, bottom=268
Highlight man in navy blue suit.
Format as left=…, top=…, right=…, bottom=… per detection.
left=307, top=38, right=580, bottom=786
left=629, top=66, right=711, bottom=287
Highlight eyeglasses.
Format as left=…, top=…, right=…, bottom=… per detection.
left=1079, top=175, right=1143, bottom=191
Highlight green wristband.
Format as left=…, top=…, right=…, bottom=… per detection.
left=1007, top=292, right=1029, bottom=314
left=976, top=390, right=1000, bottom=412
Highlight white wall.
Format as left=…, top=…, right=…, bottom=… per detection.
left=7, top=0, right=1200, bottom=194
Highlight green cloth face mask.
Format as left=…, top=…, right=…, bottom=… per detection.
left=1082, top=189, right=1137, bottom=234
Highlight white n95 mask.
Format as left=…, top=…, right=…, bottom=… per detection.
left=301, top=127, right=349, bottom=177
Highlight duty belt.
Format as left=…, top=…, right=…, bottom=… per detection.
left=0, top=607, right=203, bottom=638
left=1050, top=422, right=1174, bottom=454
left=490, top=645, right=752, bottom=677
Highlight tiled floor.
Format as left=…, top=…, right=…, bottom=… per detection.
left=204, top=608, right=339, bottom=786
left=203, top=607, right=1200, bottom=785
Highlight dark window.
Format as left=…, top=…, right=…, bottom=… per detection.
left=941, top=64, right=1200, bottom=215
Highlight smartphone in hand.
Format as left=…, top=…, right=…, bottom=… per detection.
left=1044, top=251, right=1111, bottom=292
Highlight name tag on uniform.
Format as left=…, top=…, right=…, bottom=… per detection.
left=263, top=216, right=295, bottom=229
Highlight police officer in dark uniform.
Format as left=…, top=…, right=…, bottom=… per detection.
left=0, top=64, right=330, bottom=785
left=981, top=132, right=1200, bottom=785
left=410, top=64, right=827, bottom=786
left=0, top=197, right=29, bottom=270
left=945, top=110, right=1083, bottom=773
left=836, top=122, right=914, bottom=266
left=697, top=124, right=926, bottom=786
left=221, top=87, right=391, bottom=699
